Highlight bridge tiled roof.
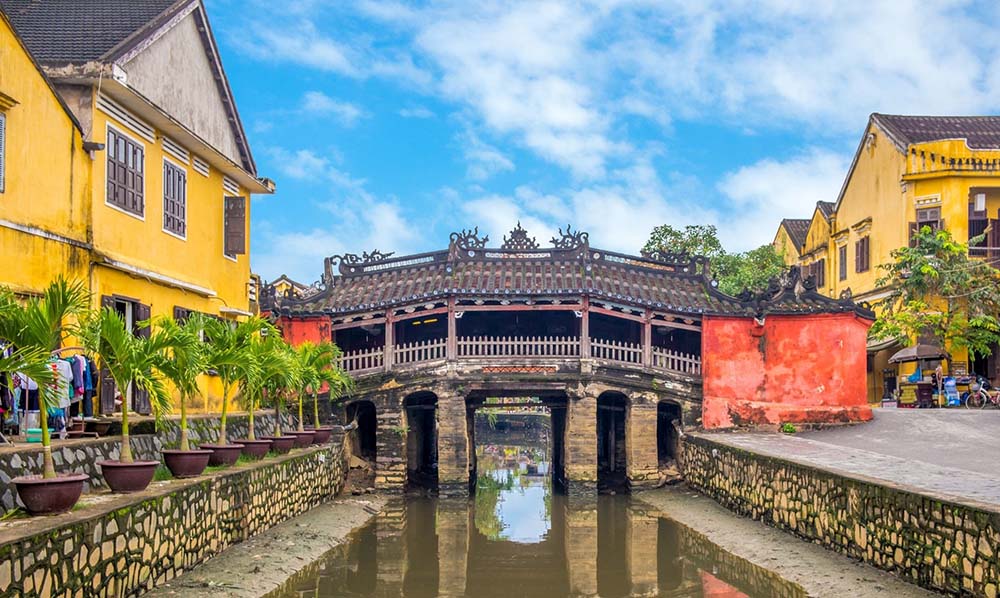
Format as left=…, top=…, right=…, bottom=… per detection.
left=278, top=226, right=872, bottom=319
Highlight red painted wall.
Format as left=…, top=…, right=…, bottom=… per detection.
left=277, top=315, right=331, bottom=347
left=701, top=313, right=872, bottom=429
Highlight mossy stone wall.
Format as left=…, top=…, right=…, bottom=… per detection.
left=0, top=411, right=295, bottom=513
left=0, top=437, right=347, bottom=598
left=681, top=435, right=1000, bottom=598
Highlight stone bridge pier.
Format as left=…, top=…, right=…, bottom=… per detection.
left=343, top=375, right=696, bottom=498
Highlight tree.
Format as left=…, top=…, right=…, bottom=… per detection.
left=151, top=314, right=208, bottom=451
left=0, top=279, right=87, bottom=478
left=294, top=341, right=352, bottom=430
left=239, top=321, right=287, bottom=440
left=870, top=226, right=1000, bottom=356
left=83, top=308, right=171, bottom=463
left=643, top=224, right=787, bottom=295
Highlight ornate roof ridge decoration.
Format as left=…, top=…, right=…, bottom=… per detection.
left=501, top=222, right=540, bottom=250
left=736, top=266, right=875, bottom=319
left=550, top=225, right=589, bottom=251
left=449, top=227, right=490, bottom=259
left=327, top=249, right=396, bottom=276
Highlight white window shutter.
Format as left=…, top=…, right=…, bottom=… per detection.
left=0, top=112, right=6, bottom=193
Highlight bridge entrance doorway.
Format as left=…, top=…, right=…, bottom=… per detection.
left=404, top=392, right=438, bottom=492
left=657, top=401, right=681, bottom=464
left=597, top=392, right=628, bottom=492
left=345, top=400, right=377, bottom=462
left=466, top=392, right=568, bottom=494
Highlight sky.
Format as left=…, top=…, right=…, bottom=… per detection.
left=204, top=0, right=1000, bottom=286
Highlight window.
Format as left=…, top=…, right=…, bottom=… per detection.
left=839, top=245, right=848, bottom=280
left=855, top=237, right=870, bottom=273
left=809, top=258, right=825, bottom=288
left=106, top=127, right=144, bottom=216
left=916, top=207, right=942, bottom=231
left=970, top=201, right=989, bottom=257
left=224, top=196, right=246, bottom=257
left=0, top=112, right=6, bottom=193
left=163, top=160, right=187, bottom=237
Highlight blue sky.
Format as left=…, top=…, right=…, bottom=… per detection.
left=205, top=0, right=1000, bottom=285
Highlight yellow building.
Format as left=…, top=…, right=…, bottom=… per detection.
left=1, top=0, right=274, bottom=413
left=772, top=218, right=809, bottom=266
left=774, top=113, right=1000, bottom=401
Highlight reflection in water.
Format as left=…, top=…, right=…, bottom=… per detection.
left=269, top=438, right=806, bottom=598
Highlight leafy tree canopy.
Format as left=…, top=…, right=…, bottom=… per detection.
left=643, top=224, right=787, bottom=295
left=870, top=226, right=1000, bottom=357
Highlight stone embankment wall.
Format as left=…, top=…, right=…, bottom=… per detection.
left=0, top=437, right=348, bottom=598
left=0, top=411, right=294, bottom=512
left=681, top=435, right=1000, bottom=598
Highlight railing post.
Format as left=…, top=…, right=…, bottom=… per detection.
left=447, top=298, right=457, bottom=362
left=642, top=309, right=652, bottom=368
left=384, top=310, right=394, bottom=372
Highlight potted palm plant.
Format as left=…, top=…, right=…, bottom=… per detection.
left=85, top=308, right=171, bottom=493
left=286, top=342, right=321, bottom=447
left=0, top=280, right=91, bottom=514
left=302, top=341, right=352, bottom=444
left=234, top=321, right=281, bottom=459
left=261, top=342, right=299, bottom=454
left=200, top=317, right=257, bottom=465
left=154, top=314, right=214, bottom=477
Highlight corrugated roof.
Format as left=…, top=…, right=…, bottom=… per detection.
left=873, top=114, right=1000, bottom=150
left=780, top=219, right=810, bottom=251
left=0, top=0, right=183, bottom=64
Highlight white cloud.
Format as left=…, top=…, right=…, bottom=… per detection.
left=714, top=148, right=850, bottom=249
left=461, top=132, right=515, bottom=181
left=301, top=91, right=365, bottom=126
left=398, top=106, right=435, bottom=119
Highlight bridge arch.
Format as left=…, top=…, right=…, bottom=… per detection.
left=403, top=391, right=439, bottom=492
left=657, top=400, right=682, bottom=464
left=345, top=399, right=377, bottom=462
left=596, top=390, right=629, bottom=492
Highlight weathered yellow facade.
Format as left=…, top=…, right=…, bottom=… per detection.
left=775, top=114, right=1000, bottom=402
left=0, top=13, right=91, bottom=296
left=0, top=3, right=273, bottom=412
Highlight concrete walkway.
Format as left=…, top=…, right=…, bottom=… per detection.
left=702, top=409, right=1000, bottom=507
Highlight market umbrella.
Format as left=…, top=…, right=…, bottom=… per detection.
left=887, top=344, right=949, bottom=364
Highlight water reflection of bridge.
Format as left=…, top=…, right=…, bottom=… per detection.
left=274, top=498, right=807, bottom=598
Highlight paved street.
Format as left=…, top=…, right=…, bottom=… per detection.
left=702, top=409, right=1000, bottom=507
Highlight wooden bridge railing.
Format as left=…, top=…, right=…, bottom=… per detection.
left=338, top=347, right=384, bottom=374
left=651, top=346, right=702, bottom=375
left=337, top=335, right=701, bottom=377
left=590, top=338, right=643, bottom=365
left=393, top=338, right=447, bottom=365
left=457, top=335, right=581, bottom=358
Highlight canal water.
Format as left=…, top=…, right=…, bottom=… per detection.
left=270, top=428, right=805, bottom=597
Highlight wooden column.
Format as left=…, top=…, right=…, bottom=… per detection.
left=447, top=297, right=457, bottom=361
left=643, top=308, right=653, bottom=368
left=581, top=297, right=591, bottom=359
left=384, top=310, right=395, bottom=372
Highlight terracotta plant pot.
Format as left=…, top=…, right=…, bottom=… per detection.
left=263, top=435, right=295, bottom=454
left=235, top=439, right=272, bottom=460
left=161, top=449, right=212, bottom=478
left=13, top=473, right=88, bottom=515
left=200, top=444, right=245, bottom=466
left=98, top=460, right=159, bottom=493
left=286, top=431, right=315, bottom=447
left=308, top=427, right=333, bottom=444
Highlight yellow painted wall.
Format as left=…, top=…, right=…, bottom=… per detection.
left=772, top=226, right=800, bottom=267
left=831, top=123, right=909, bottom=301
left=799, top=208, right=833, bottom=295
left=0, top=15, right=91, bottom=294
left=90, top=106, right=251, bottom=319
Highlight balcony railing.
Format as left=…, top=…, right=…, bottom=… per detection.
left=337, top=335, right=701, bottom=378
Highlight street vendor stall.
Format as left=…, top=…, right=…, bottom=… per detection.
left=888, top=344, right=949, bottom=408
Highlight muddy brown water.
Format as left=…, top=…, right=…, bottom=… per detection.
left=268, top=440, right=805, bottom=598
